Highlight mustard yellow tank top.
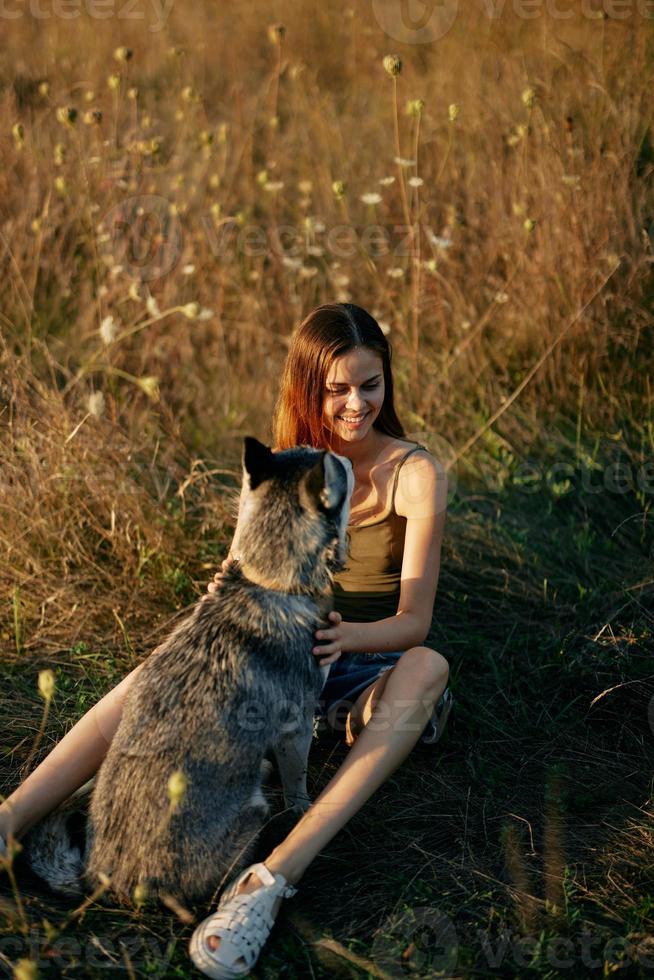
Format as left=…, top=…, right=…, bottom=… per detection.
left=332, top=442, right=439, bottom=650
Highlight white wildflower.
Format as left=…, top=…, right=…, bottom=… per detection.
left=379, top=176, right=396, bottom=186
left=394, top=156, right=416, bottom=168
left=146, top=296, right=161, bottom=317
left=263, top=181, right=284, bottom=193
left=182, top=263, right=196, bottom=275
left=360, top=192, right=382, bottom=206
left=99, top=315, right=118, bottom=344
left=88, top=391, right=105, bottom=417
left=387, top=267, right=405, bottom=278
left=299, top=265, right=318, bottom=279
left=408, top=176, right=424, bottom=187
left=428, top=232, right=453, bottom=250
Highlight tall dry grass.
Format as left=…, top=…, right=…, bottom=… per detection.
left=1, top=2, right=651, bottom=656
left=1, top=5, right=653, bottom=974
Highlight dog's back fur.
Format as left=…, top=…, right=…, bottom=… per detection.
left=23, top=437, right=353, bottom=906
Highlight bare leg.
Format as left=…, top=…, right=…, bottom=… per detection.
left=205, top=646, right=449, bottom=954
left=0, top=661, right=145, bottom=843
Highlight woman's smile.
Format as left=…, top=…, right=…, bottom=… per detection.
left=337, top=411, right=371, bottom=429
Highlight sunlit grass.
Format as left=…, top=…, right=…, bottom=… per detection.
left=1, top=1, right=653, bottom=975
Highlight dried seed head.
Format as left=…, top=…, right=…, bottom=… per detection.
left=56, top=105, right=77, bottom=128
left=133, top=882, right=148, bottom=908
left=182, top=302, right=200, bottom=319
left=448, top=102, right=461, bottom=123
left=137, top=376, right=160, bottom=402
left=383, top=54, right=402, bottom=77
left=12, top=122, right=25, bottom=148
left=522, top=87, right=536, bottom=109
left=523, top=218, right=536, bottom=233
left=13, top=960, right=39, bottom=980
left=54, top=143, right=65, bottom=166
left=38, top=669, right=56, bottom=701
left=332, top=180, right=346, bottom=200
left=268, top=23, right=286, bottom=44
left=83, top=109, right=103, bottom=125
left=107, top=74, right=121, bottom=91
left=113, top=46, right=133, bottom=63
left=406, top=98, right=424, bottom=117
left=167, top=769, right=188, bottom=808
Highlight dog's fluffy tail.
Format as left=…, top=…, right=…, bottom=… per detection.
left=22, top=778, right=94, bottom=897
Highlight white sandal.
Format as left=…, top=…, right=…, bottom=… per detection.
left=189, top=861, right=298, bottom=979
left=420, top=687, right=454, bottom=745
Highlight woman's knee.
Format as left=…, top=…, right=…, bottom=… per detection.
left=401, top=646, right=449, bottom=695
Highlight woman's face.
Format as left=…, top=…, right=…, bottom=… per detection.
left=322, top=347, right=385, bottom=443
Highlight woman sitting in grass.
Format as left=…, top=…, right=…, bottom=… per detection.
left=0, top=302, right=452, bottom=980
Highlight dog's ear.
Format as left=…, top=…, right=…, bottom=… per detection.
left=242, top=436, right=276, bottom=491
left=300, top=452, right=345, bottom=513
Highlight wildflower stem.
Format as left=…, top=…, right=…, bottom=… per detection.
left=410, top=112, right=423, bottom=382
left=391, top=77, right=412, bottom=232
left=23, top=698, right=51, bottom=776
left=12, top=586, right=21, bottom=655
left=1, top=848, right=29, bottom=936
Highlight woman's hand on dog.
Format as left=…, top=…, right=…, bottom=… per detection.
left=313, top=610, right=344, bottom=666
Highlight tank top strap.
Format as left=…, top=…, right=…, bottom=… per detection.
left=390, top=442, right=428, bottom=511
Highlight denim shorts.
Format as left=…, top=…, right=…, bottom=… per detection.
left=314, top=651, right=452, bottom=745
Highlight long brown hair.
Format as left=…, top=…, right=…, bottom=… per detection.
left=271, top=303, right=406, bottom=452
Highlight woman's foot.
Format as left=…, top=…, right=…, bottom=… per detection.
left=206, top=867, right=283, bottom=953
left=189, top=861, right=298, bottom=978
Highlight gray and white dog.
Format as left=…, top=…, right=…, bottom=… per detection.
left=23, top=436, right=353, bottom=906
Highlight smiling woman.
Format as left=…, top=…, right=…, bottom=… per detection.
left=190, top=303, right=452, bottom=978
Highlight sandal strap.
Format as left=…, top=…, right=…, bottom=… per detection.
left=219, top=861, right=297, bottom=907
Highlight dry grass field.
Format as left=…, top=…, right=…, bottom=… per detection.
left=1, top=0, right=653, bottom=976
